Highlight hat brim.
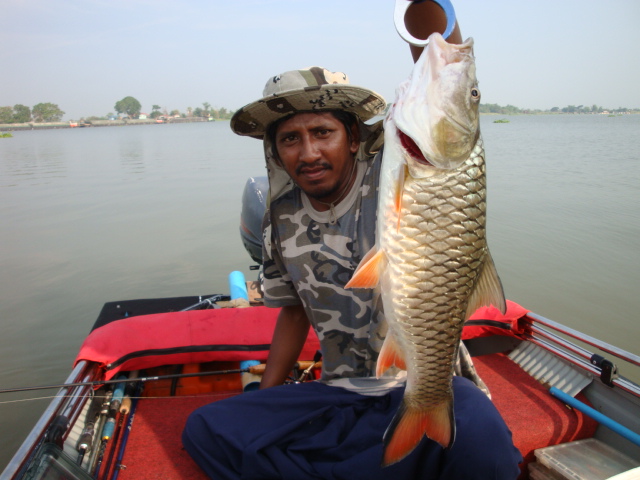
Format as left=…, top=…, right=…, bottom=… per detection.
left=230, top=84, right=386, bottom=139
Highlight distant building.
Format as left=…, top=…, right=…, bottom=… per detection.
left=138, top=113, right=148, bottom=119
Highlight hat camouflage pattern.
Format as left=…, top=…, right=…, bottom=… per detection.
left=230, top=66, right=386, bottom=138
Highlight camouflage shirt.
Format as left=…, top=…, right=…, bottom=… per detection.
left=262, top=154, right=386, bottom=382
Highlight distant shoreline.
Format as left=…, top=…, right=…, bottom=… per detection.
left=0, top=116, right=224, bottom=132
left=1, top=111, right=636, bottom=132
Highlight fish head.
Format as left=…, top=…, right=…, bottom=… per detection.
left=388, top=33, right=480, bottom=177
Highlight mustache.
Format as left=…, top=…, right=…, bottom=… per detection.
left=295, top=161, right=332, bottom=176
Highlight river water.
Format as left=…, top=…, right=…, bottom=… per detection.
left=1, top=115, right=639, bottom=469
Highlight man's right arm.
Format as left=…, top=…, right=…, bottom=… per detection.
left=260, top=304, right=311, bottom=389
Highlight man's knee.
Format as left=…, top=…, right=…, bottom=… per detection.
left=444, top=377, right=522, bottom=478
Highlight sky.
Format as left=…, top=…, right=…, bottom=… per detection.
left=1, top=0, right=639, bottom=120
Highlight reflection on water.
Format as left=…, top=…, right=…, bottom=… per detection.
left=120, top=147, right=145, bottom=174
left=0, top=136, right=67, bottom=185
left=0, top=116, right=639, bottom=468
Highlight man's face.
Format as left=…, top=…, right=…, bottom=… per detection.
left=274, top=112, right=359, bottom=210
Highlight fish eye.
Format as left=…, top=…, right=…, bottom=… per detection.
left=471, top=87, right=481, bottom=100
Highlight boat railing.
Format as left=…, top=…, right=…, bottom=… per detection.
left=520, top=313, right=640, bottom=399
left=1, top=360, right=98, bottom=480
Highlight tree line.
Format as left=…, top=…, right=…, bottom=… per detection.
left=0, top=96, right=236, bottom=124
left=0, top=103, right=65, bottom=123
left=108, top=96, right=233, bottom=121
left=3, top=97, right=637, bottom=125
left=480, top=103, right=639, bottom=114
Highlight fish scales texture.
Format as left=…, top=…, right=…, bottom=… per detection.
left=383, top=138, right=486, bottom=410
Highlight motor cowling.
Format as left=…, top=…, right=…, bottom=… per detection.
left=239, top=176, right=268, bottom=264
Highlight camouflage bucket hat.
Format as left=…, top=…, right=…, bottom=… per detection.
left=230, top=66, right=386, bottom=139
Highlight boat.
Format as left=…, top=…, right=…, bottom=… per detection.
left=2, top=178, right=640, bottom=480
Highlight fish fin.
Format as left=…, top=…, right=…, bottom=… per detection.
left=376, top=332, right=407, bottom=377
left=382, top=398, right=455, bottom=467
left=465, top=248, right=507, bottom=319
left=345, top=246, right=386, bottom=289
left=394, top=165, right=407, bottom=232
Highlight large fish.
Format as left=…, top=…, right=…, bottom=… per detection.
left=345, top=33, right=506, bottom=466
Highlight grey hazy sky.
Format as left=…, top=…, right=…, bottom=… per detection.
left=2, top=0, right=639, bottom=120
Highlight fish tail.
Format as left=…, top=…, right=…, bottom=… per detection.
left=382, top=398, right=455, bottom=467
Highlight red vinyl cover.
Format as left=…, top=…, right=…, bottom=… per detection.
left=463, top=300, right=530, bottom=340
left=75, top=301, right=528, bottom=381
left=75, top=306, right=320, bottom=380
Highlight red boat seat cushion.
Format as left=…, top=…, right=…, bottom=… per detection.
left=75, top=307, right=320, bottom=380
left=473, top=352, right=598, bottom=478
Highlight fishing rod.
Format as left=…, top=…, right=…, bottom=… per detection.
left=94, top=375, right=126, bottom=478
left=87, top=390, right=112, bottom=473
left=111, top=382, right=143, bottom=480
left=180, top=294, right=229, bottom=311
left=75, top=391, right=105, bottom=466
left=0, top=361, right=321, bottom=395
left=102, top=393, right=131, bottom=479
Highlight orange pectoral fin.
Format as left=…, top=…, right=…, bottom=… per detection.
left=344, top=247, right=385, bottom=289
left=376, top=333, right=407, bottom=377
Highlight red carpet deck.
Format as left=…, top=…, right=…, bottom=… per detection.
left=473, top=353, right=598, bottom=478
left=118, top=393, right=238, bottom=479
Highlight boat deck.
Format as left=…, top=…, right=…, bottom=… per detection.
left=108, top=353, right=597, bottom=479
left=6, top=297, right=639, bottom=480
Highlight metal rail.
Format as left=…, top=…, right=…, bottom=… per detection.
left=522, top=314, right=640, bottom=399
left=0, top=361, right=94, bottom=480
left=527, top=312, right=640, bottom=367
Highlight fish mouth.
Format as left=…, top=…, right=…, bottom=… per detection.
left=398, top=130, right=433, bottom=166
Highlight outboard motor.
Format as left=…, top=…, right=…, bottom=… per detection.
left=240, top=176, right=268, bottom=264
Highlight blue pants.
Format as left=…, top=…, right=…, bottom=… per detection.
left=182, top=377, right=522, bottom=479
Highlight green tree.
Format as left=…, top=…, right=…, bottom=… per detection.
left=13, top=104, right=31, bottom=123
left=32, top=103, right=65, bottom=122
left=0, top=106, right=13, bottom=124
left=114, top=96, right=142, bottom=118
left=150, top=105, right=162, bottom=119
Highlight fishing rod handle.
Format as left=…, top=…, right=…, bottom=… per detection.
left=246, top=360, right=322, bottom=375
left=120, top=397, right=132, bottom=415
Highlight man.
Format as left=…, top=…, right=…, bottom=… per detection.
left=183, top=3, right=522, bottom=478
